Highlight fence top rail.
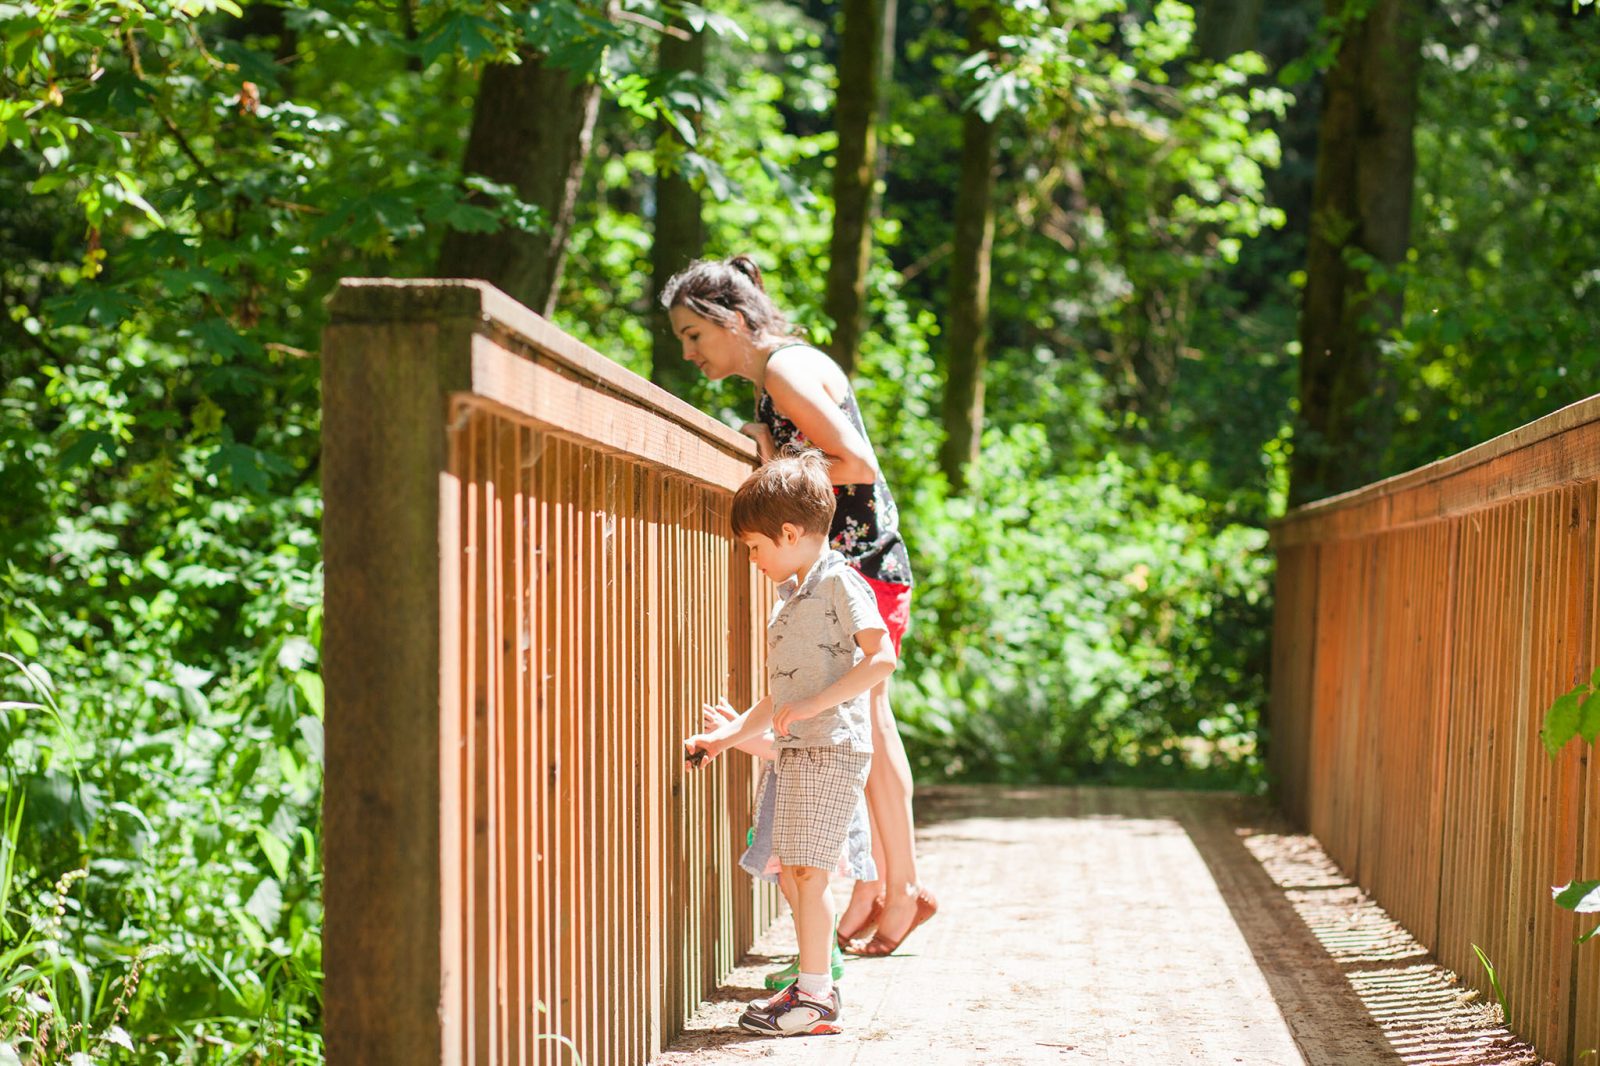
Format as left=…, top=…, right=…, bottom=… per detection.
left=1272, top=392, right=1600, bottom=545
left=326, top=277, right=759, bottom=482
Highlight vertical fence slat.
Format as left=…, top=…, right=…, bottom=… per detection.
left=1272, top=397, right=1600, bottom=1066
left=324, top=280, right=773, bottom=1066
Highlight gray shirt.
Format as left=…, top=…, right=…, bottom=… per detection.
left=767, top=549, right=884, bottom=753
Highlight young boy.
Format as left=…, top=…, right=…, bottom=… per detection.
left=683, top=451, right=896, bottom=1037
left=700, top=697, right=865, bottom=993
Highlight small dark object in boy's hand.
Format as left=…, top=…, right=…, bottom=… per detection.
left=686, top=748, right=709, bottom=768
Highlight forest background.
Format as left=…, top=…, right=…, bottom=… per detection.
left=1, top=0, right=1597, bottom=1059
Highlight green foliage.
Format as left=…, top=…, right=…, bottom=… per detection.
left=0, top=593, right=324, bottom=1061
left=0, top=0, right=674, bottom=1055
left=889, top=425, right=1270, bottom=786
left=3, top=0, right=1596, bottom=1051
left=559, top=0, right=838, bottom=433
left=1537, top=672, right=1600, bottom=944
left=885, top=0, right=1298, bottom=527
left=1540, top=666, right=1600, bottom=756
left=556, top=0, right=1281, bottom=790
left=1384, top=0, right=1600, bottom=473
left=824, top=0, right=1290, bottom=784
left=1554, top=876, right=1600, bottom=952
left=1471, top=942, right=1510, bottom=1023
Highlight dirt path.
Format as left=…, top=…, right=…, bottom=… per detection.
left=651, top=786, right=1549, bottom=1066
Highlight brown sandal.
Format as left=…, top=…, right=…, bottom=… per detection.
left=836, top=896, right=884, bottom=953
left=854, top=888, right=938, bottom=957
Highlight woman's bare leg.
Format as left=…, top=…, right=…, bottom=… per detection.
left=863, top=677, right=924, bottom=942
left=838, top=805, right=887, bottom=938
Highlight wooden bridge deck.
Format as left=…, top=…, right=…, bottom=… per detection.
left=653, top=786, right=1550, bottom=1066
left=322, top=288, right=1599, bottom=1065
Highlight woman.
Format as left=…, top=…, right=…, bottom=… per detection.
left=662, top=254, right=937, bottom=956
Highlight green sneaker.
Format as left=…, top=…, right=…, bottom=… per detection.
left=762, top=942, right=846, bottom=991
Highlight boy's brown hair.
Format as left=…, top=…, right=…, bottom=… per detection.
left=731, top=450, right=835, bottom=540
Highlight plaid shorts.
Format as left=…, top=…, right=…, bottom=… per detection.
left=773, top=746, right=872, bottom=871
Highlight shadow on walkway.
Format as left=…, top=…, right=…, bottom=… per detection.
left=653, top=786, right=1548, bottom=1066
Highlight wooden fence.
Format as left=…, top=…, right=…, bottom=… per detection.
left=321, top=279, right=778, bottom=1065
left=1270, top=398, right=1600, bottom=1064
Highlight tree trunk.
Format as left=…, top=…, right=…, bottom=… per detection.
left=1196, top=0, right=1265, bottom=60
left=939, top=8, right=998, bottom=494
left=648, top=26, right=707, bottom=396
left=824, top=0, right=896, bottom=376
left=1290, top=0, right=1421, bottom=507
left=437, top=48, right=604, bottom=317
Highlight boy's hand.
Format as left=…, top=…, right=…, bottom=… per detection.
left=683, top=734, right=720, bottom=769
left=702, top=698, right=738, bottom=732
left=772, top=698, right=823, bottom=737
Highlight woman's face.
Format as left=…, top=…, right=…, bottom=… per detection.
left=669, top=306, right=749, bottom=382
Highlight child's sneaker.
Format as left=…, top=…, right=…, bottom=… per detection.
left=737, top=984, right=842, bottom=1037
left=762, top=942, right=846, bottom=991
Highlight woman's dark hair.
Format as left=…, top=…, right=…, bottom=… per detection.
left=659, top=255, right=797, bottom=341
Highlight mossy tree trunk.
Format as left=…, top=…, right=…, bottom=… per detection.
left=1290, top=0, right=1421, bottom=506
left=648, top=23, right=707, bottom=397
left=437, top=32, right=608, bottom=317
left=824, top=0, right=896, bottom=376
left=939, top=4, right=998, bottom=494
left=1196, top=0, right=1265, bottom=59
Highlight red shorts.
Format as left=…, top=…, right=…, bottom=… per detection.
left=856, top=571, right=912, bottom=655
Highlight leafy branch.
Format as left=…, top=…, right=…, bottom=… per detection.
left=1540, top=670, right=1600, bottom=943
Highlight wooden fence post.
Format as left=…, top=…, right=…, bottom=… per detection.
left=323, top=285, right=479, bottom=1066
left=321, top=279, right=771, bottom=1066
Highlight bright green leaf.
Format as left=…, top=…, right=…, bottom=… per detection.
left=1552, top=879, right=1600, bottom=912
left=230, top=905, right=267, bottom=952
left=30, top=171, right=68, bottom=195
left=244, top=876, right=282, bottom=931
left=296, top=714, right=323, bottom=764
left=110, top=171, right=163, bottom=225
left=1579, top=691, right=1600, bottom=744
left=255, top=825, right=291, bottom=880
left=6, top=628, right=39, bottom=658
left=1541, top=688, right=1583, bottom=757
left=278, top=743, right=305, bottom=790
left=664, top=109, right=699, bottom=149
left=295, top=670, right=324, bottom=718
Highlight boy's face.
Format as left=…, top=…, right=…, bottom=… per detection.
left=740, top=524, right=813, bottom=584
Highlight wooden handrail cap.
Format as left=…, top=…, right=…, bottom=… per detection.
left=326, top=277, right=758, bottom=465
left=1274, top=392, right=1600, bottom=543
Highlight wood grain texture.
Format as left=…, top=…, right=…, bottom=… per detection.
left=468, top=335, right=751, bottom=492
left=1271, top=402, right=1600, bottom=1064
left=327, top=278, right=757, bottom=472
left=323, top=316, right=472, bottom=1066
left=323, top=282, right=772, bottom=1066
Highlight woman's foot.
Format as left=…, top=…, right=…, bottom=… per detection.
left=835, top=893, right=884, bottom=951
left=854, top=885, right=937, bottom=957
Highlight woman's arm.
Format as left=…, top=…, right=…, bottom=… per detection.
left=738, top=421, right=778, bottom=462
left=763, top=348, right=878, bottom=484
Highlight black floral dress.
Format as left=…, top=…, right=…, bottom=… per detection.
left=757, top=349, right=913, bottom=588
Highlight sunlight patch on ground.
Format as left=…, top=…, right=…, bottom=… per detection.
left=1244, top=832, right=1549, bottom=1066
